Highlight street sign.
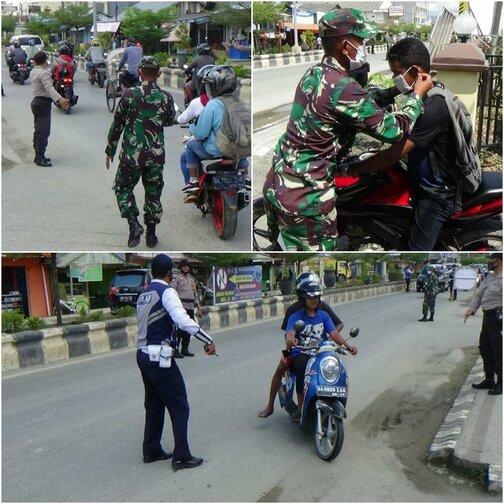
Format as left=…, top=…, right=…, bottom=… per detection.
left=213, top=266, right=262, bottom=304
left=70, top=263, right=103, bottom=282
left=388, top=6, right=404, bottom=17
left=454, top=267, right=478, bottom=290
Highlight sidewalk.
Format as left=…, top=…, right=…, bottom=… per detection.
left=429, top=357, right=502, bottom=492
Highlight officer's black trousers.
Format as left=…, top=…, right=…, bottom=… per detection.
left=479, top=308, right=503, bottom=383
left=136, top=350, right=192, bottom=461
left=31, top=96, right=52, bottom=158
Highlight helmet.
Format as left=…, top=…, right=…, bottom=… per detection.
left=319, top=8, right=377, bottom=39
left=59, top=44, right=70, bottom=55
left=296, top=276, right=323, bottom=299
left=296, top=271, right=321, bottom=291
left=139, top=56, right=160, bottom=71
left=92, top=38, right=100, bottom=46
left=13, top=41, right=20, bottom=48
left=197, top=43, right=211, bottom=55
left=128, top=36, right=137, bottom=46
left=202, top=65, right=236, bottom=97
left=195, top=64, right=215, bottom=95
left=178, top=259, right=191, bottom=269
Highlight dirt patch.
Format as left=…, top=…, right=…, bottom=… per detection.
left=351, top=347, right=489, bottom=494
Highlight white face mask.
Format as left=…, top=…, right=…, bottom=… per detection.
left=345, top=40, right=367, bottom=70
left=393, top=66, right=416, bottom=95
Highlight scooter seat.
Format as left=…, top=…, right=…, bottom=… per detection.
left=462, top=171, right=502, bottom=210
left=203, top=158, right=237, bottom=172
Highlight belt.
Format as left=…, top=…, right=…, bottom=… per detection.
left=33, top=96, right=53, bottom=102
left=180, top=299, right=195, bottom=303
left=483, top=307, right=502, bottom=313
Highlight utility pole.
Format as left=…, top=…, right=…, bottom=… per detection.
left=489, top=1, right=502, bottom=54
left=292, top=1, right=300, bottom=54
left=93, top=2, right=98, bottom=39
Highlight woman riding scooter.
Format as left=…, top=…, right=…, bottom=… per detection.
left=285, top=275, right=358, bottom=422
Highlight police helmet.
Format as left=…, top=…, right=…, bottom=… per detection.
left=196, top=64, right=215, bottom=95
left=202, top=65, right=236, bottom=97
left=197, top=43, right=211, bottom=55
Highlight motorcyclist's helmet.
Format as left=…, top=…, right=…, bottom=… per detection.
left=202, top=65, right=236, bottom=97
left=128, top=36, right=137, bottom=46
left=197, top=43, right=211, bottom=55
left=92, top=38, right=100, bottom=46
left=195, top=64, right=215, bottom=95
left=295, top=271, right=321, bottom=291
left=13, top=41, right=20, bottom=48
left=59, top=44, right=70, bottom=55
left=139, top=56, right=160, bottom=71
left=296, top=277, right=324, bottom=299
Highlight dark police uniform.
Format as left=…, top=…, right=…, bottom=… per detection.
left=136, top=279, right=212, bottom=462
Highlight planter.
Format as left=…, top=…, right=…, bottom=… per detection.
left=324, top=270, right=336, bottom=288
left=279, top=279, right=294, bottom=295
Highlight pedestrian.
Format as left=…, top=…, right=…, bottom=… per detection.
left=30, top=51, right=69, bottom=167
left=404, top=266, right=412, bottom=292
left=464, top=253, right=502, bottom=396
left=262, top=7, right=432, bottom=250
left=136, top=253, right=217, bottom=470
left=418, top=266, right=438, bottom=322
left=171, top=259, right=202, bottom=358
left=449, top=267, right=457, bottom=301
left=105, top=56, right=176, bottom=249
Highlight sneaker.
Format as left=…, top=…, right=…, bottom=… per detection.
left=34, top=157, right=52, bottom=167
left=182, top=181, right=199, bottom=194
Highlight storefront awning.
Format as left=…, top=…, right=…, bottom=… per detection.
left=56, top=253, right=127, bottom=268
left=96, top=21, right=121, bottom=33
left=174, top=12, right=211, bottom=24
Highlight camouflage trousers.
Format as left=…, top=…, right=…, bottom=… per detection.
left=422, top=295, right=436, bottom=318
left=113, top=162, right=164, bottom=225
left=264, top=197, right=337, bottom=251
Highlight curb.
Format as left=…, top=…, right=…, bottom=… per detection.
left=428, top=357, right=502, bottom=492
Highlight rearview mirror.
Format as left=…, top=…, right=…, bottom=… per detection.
left=294, top=320, right=305, bottom=334
left=349, top=327, right=359, bottom=338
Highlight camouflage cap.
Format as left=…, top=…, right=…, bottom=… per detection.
left=319, top=8, right=377, bottom=40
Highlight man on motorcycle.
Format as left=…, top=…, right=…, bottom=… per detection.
left=348, top=37, right=458, bottom=250
left=181, top=65, right=249, bottom=195
left=52, top=44, right=75, bottom=83
left=258, top=271, right=344, bottom=419
left=85, top=38, right=106, bottom=81
left=262, top=7, right=433, bottom=251
left=7, top=41, right=27, bottom=72
left=118, top=36, right=143, bottom=89
left=285, top=276, right=357, bottom=422
left=183, top=43, right=215, bottom=102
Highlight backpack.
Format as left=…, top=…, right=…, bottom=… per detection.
left=426, top=84, right=482, bottom=210
left=215, top=94, right=251, bottom=160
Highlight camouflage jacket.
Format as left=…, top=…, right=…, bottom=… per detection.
left=105, top=82, right=176, bottom=167
left=424, top=274, right=439, bottom=297
left=264, top=56, right=424, bottom=216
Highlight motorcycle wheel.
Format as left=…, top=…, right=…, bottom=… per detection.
left=97, top=73, right=105, bottom=89
left=458, top=229, right=502, bottom=251
left=252, top=197, right=273, bottom=251
left=212, top=190, right=237, bottom=240
left=19, top=77, right=24, bottom=85
left=314, top=410, right=344, bottom=462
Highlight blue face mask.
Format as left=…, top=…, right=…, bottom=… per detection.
left=345, top=40, right=367, bottom=71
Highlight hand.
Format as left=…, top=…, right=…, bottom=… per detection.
left=413, top=73, right=433, bottom=97
left=204, top=342, right=216, bottom=355
left=105, top=155, right=114, bottom=170
left=464, top=310, right=474, bottom=323
left=58, top=97, right=70, bottom=110
left=346, top=345, right=358, bottom=356
left=196, top=307, right=202, bottom=318
left=285, top=334, right=297, bottom=349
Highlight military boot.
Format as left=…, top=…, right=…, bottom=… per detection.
left=146, top=224, right=158, bottom=248
left=127, top=216, right=144, bottom=248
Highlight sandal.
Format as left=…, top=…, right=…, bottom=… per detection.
left=257, top=408, right=273, bottom=418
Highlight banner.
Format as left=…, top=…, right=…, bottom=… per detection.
left=70, top=263, right=103, bottom=282
left=214, top=266, right=262, bottom=304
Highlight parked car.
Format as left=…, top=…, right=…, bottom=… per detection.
left=108, top=269, right=152, bottom=312
left=416, top=264, right=449, bottom=292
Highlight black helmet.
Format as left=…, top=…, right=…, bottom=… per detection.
left=296, top=276, right=323, bottom=299
left=197, top=43, right=210, bottom=55
left=139, top=56, right=160, bottom=71
left=196, top=64, right=215, bottom=95
left=128, top=36, right=137, bottom=46
left=59, top=44, right=70, bottom=55
left=296, top=271, right=321, bottom=291
left=202, top=65, right=236, bottom=97
left=13, top=40, right=20, bottom=48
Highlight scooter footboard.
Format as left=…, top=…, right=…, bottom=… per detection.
left=316, top=399, right=347, bottom=419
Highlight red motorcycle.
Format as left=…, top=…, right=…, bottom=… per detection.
left=54, top=69, right=78, bottom=114
left=253, top=155, right=502, bottom=251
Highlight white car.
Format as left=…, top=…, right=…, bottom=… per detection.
left=7, top=34, right=44, bottom=57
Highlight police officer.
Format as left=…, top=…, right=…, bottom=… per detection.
left=30, top=51, right=70, bottom=167
left=418, top=266, right=438, bottom=322
left=136, top=254, right=216, bottom=470
left=465, top=253, right=502, bottom=395
left=106, top=56, right=175, bottom=248
left=171, top=259, right=201, bottom=358
left=262, top=7, right=433, bottom=251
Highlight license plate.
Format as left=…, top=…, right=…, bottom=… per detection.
left=119, top=295, right=133, bottom=302
left=317, top=385, right=347, bottom=397
left=212, top=173, right=244, bottom=190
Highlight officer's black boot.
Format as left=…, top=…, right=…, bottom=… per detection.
left=428, top=315, right=434, bottom=321
left=127, top=216, right=144, bottom=248
left=146, top=224, right=158, bottom=248
left=472, top=374, right=496, bottom=390
left=418, top=316, right=427, bottom=322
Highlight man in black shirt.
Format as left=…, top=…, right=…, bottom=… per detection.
left=349, top=37, right=457, bottom=250
left=258, top=272, right=343, bottom=418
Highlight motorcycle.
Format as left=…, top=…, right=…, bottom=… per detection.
left=88, top=62, right=107, bottom=88
left=253, top=152, right=502, bottom=251
left=9, top=60, right=31, bottom=84
left=185, top=158, right=250, bottom=240
left=279, top=321, right=359, bottom=461
left=54, top=69, right=78, bottom=114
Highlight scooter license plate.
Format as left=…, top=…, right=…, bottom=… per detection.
left=317, top=385, right=347, bottom=397
left=120, top=295, right=133, bottom=301
left=212, top=174, right=244, bottom=190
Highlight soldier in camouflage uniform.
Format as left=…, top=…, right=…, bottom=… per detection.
left=106, top=56, right=176, bottom=248
left=418, top=267, right=438, bottom=322
left=262, top=8, right=433, bottom=251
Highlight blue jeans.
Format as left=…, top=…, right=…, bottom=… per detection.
left=85, top=61, right=93, bottom=72
left=185, top=140, right=249, bottom=174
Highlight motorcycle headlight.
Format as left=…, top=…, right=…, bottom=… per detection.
left=319, top=356, right=340, bottom=383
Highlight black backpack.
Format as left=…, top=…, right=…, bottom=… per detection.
left=426, top=84, right=482, bottom=210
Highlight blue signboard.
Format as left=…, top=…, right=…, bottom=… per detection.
left=214, top=266, right=262, bottom=304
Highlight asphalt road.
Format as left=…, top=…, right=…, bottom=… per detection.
left=3, top=290, right=500, bottom=502
left=1, top=63, right=251, bottom=251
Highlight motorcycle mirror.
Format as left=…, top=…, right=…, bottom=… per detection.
left=349, top=327, right=359, bottom=338
left=294, top=320, right=305, bottom=334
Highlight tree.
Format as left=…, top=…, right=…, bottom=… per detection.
left=2, top=15, right=16, bottom=35
left=54, top=2, right=92, bottom=36
left=253, top=2, right=286, bottom=26
left=25, top=11, right=59, bottom=38
left=192, top=253, right=255, bottom=267
left=120, top=6, right=177, bottom=54
left=208, top=2, right=251, bottom=31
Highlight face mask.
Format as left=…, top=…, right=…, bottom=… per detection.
left=393, top=66, right=416, bottom=95
left=345, top=40, right=367, bottom=71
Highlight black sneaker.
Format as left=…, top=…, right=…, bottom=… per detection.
left=417, top=318, right=427, bottom=322
left=173, top=350, right=184, bottom=359
left=472, top=379, right=496, bottom=390
left=182, top=181, right=199, bottom=194
left=143, top=450, right=173, bottom=463
left=34, top=157, right=52, bottom=167
left=181, top=350, right=194, bottom=357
